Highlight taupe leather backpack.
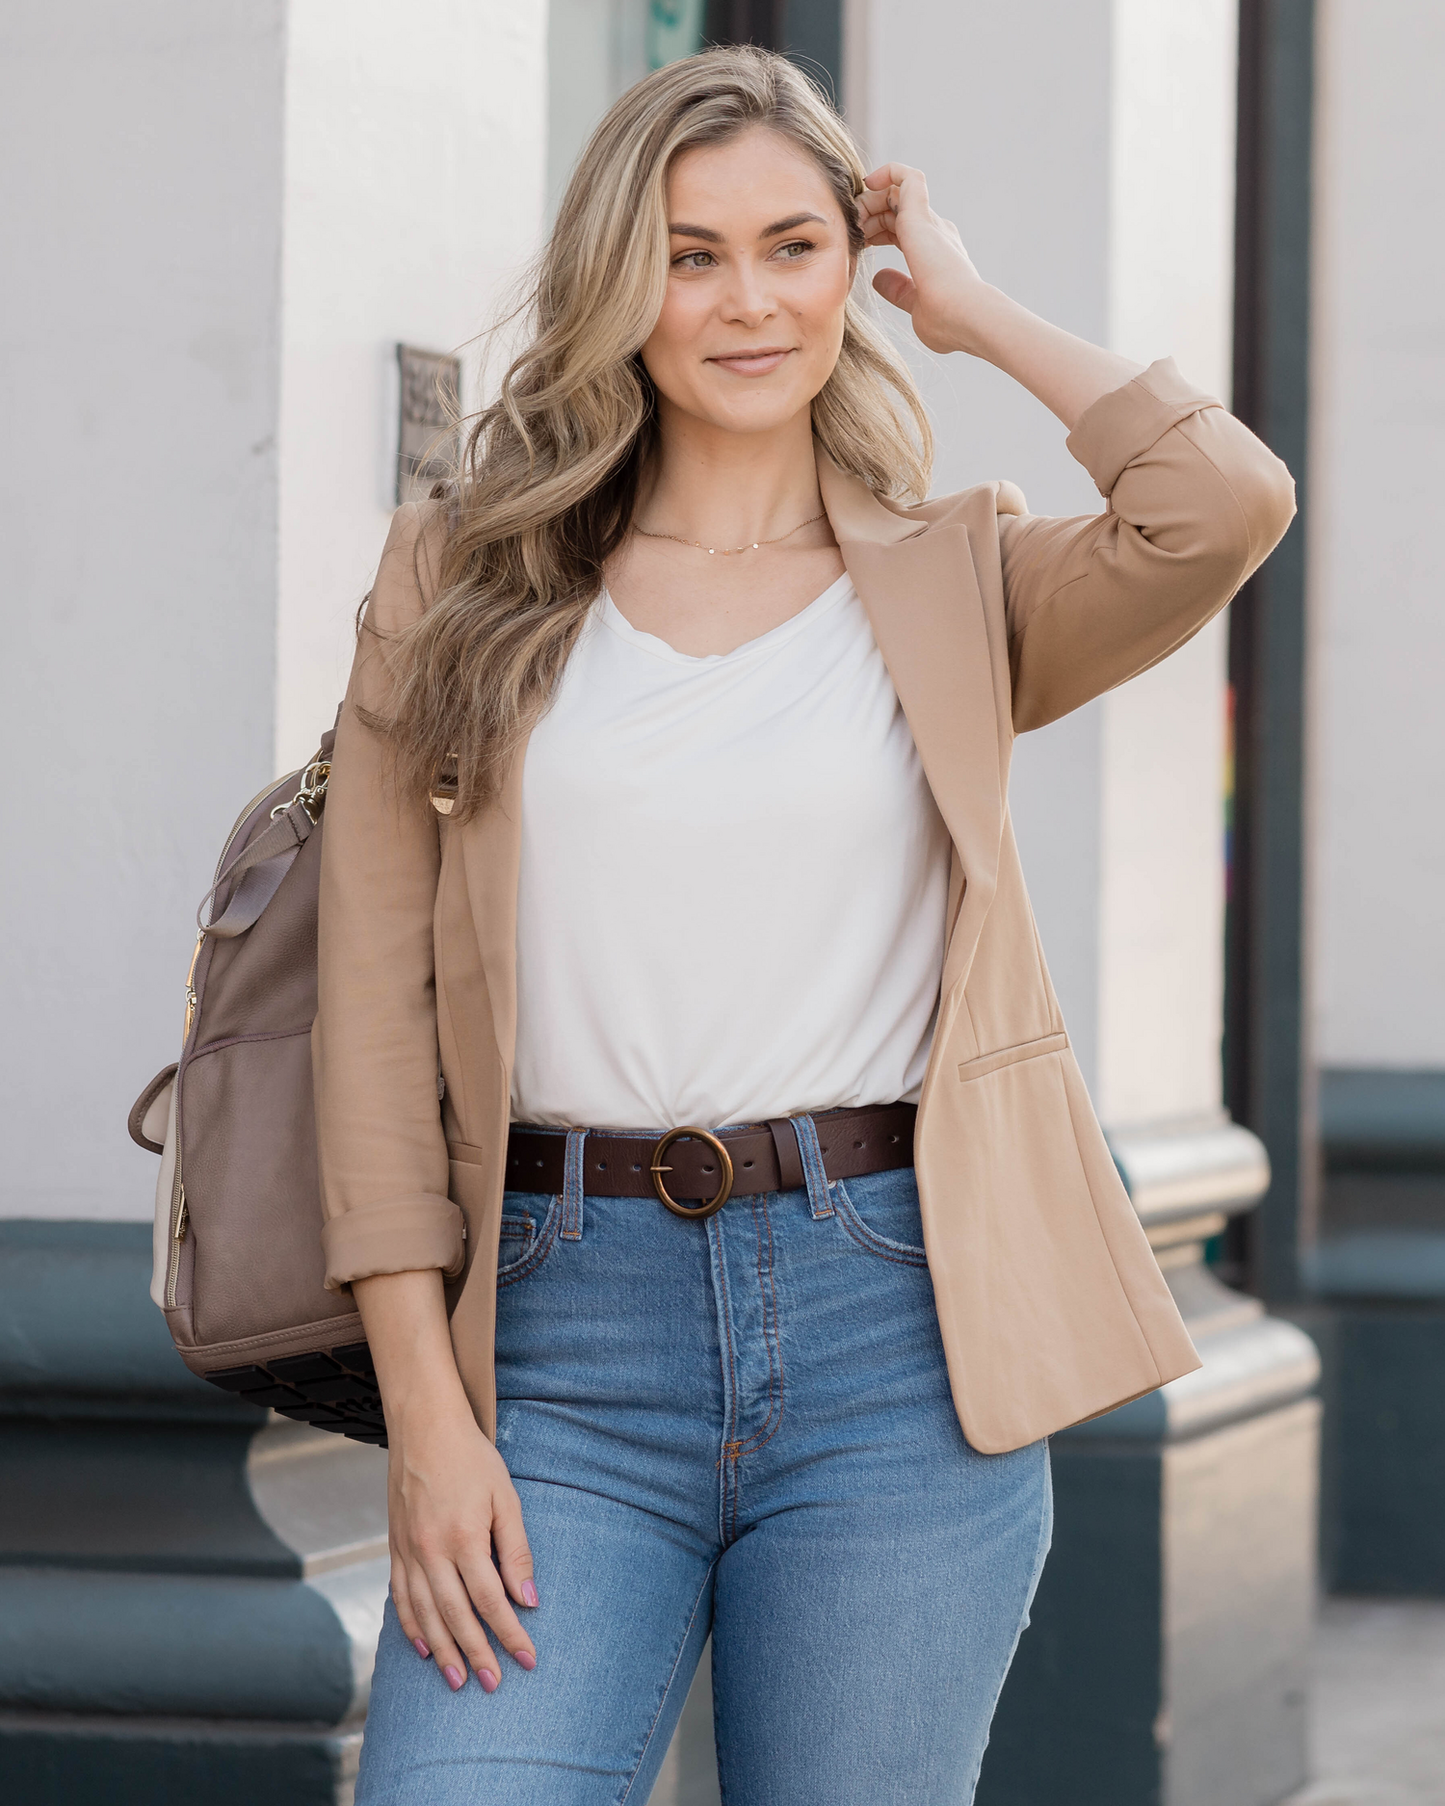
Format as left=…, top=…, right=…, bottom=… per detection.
left=128, top=718, right=387, bottom=1446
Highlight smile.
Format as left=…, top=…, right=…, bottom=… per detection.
left=707, top=348, right=795, bottom=376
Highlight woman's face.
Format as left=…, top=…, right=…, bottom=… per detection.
left=640, top=126, right=855, bottom=438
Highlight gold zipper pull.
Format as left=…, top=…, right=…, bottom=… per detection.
left=182, top=932, right=205, bottom=1042
left=173, top=1187, right=189, bottom=1242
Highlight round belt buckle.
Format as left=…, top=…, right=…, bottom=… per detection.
left=650, top=1126, right=734, bottom=1220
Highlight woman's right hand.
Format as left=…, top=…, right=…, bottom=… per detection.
left=353, top=1269, right=538, bottom=1692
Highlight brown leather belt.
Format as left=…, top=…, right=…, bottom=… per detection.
left=505, top=1103, right=917, bottom=1222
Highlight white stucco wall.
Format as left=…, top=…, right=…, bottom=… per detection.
left=1, top=1, right=548, bottom=1221
left=1309, top=0, right=1445, bottom=1070
left=1, top=4, right=286, bottom=1220
left=860, top=0, right=1238, bottom=1124
left=276, top=0, right=549, bottom=776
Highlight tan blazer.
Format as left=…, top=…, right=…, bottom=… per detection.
left=314, top=357, right=1295, bottom=1455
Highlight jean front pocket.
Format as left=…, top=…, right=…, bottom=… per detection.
left=496, top=1191, right=563, bottom=1288
left=831, top=1169, right=929, bottom=1267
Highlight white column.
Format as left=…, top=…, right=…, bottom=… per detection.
left=0, top=0, right=548, bottom=1223
left=276, top=0, right=549, bottom=775
left=0, top=3, right=286, bottom=1221
left=858, top=0, right=1238, bottom=1129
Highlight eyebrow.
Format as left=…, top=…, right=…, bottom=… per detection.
left=667, top=211, right=828, bottom=244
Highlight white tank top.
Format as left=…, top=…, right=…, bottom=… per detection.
left=510, top=575, right=951, bottom=1129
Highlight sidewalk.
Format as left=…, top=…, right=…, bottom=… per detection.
left=1286, top=1598, right=1445, bottom=1806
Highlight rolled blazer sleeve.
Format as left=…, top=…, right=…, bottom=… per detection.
left=314, top=503, right=465, bottom=1292
left=1001, top=357, right=1295, bottom=731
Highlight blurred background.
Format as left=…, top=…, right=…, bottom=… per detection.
left=1, top=3, right=1441, bottom=1803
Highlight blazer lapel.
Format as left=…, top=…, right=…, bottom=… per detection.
left=818, top=450, right=1007, bottom=991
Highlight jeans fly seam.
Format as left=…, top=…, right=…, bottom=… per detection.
left=727, top=1193, right=784, bottom=1462
left=708, top=1218, right=741, bottom=1546
left=615, top=1557, right=719, bottom=1806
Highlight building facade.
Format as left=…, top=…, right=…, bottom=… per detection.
left=1, top=2, right=1438, bottom=1802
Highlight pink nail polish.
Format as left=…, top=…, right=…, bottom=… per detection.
left=413, top=1638, right=430, bottom=1659
left=521, top=1580, right=540, bottom=1609
left=444, top=1665, right=465, bottom=1691
left=515, top=1649, right=536, bottom=1671
left=477, top=1668, right=499, bottom=1693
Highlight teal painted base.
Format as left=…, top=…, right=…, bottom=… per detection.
left=1291, top=1299, right=1445, bottom=1595
left=0, top=1711, right=358, bottom=1806
left=978, top=1398, right=1317, bottom=1806
left=974, top=1247, right=1319, bottom=1806
left=0, top=1223, right=386, bottom=1805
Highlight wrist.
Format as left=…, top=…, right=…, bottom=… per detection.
left=939, top=280, right=1018, bottom=362
left=377, top=1365, right=473, bottom=1423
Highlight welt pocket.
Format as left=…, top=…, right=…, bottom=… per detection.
left=957, top=1031, right=1068, bottom=1083
left=446, top=1140, right=489, bottom=1168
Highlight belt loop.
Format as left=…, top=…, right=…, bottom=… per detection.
left=790, top=1114, right=834, bottom=1219
left=767, top=1117, right=805, bottom=1194
left=560, top=1128, right=587, bottom=1240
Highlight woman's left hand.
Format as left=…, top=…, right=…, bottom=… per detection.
left=858, top=161, right=1143, bottom=429
left=858, top=164, right=987, bottom=354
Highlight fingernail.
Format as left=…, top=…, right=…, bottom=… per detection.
left=444, top=1665, right=465, bottom=1691
left=521, top=1580, right=539, bottom=1609
left=514, top=1649, right=536, bottom=1671
left=412, top=1638, right=430, bottom=1659
left=477, top=1667, right=499, bottom=1693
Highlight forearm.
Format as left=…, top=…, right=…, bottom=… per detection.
left=943, top=283, right=1143, bottom=433
left=353, top=1267, right=473, bottom=1428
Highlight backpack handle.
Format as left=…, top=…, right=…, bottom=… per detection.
left=197, top=722, right=338, bottom=940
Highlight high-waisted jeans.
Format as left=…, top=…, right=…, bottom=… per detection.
left=355, top=1117, right=1052, bottom=1805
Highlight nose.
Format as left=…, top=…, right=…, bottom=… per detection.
left=719, top=256, right=778, bottom=330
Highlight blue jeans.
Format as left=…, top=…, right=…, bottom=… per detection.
left=356, top=1121, right=1052, bottom=1805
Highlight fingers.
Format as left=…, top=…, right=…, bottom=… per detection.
left=403, top=1559, right=475, bottom=1692
left=390, top=1558, right=431, bottom=1661
left=427, top=1552, right=516, bottom=1691
left=872, top=268, right=917, bottom=314
left=492, top=1487, right=540, bottom=1612
left=455, top=1543, right=537, bottom=1680
left=862, top=160, right=924, bottom=196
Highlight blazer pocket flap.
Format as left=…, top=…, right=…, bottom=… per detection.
left=958, top=1031, right=1068, bottom=1083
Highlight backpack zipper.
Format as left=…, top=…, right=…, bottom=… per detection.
left=165, top=1177, right=187, bottom=1309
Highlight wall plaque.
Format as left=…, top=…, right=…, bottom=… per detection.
left=396, top=343, right=461, bottom=503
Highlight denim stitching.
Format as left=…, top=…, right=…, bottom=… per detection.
left=616, top=1558, right=719, bottom=1805
left=831, top=1179, right=930, bottom=1268
left=708, top=1217, right=741, bottom=1543
left=495, top=1194, right=563, bottom=1288
left=791, top=1113, right=835, bottom=1218
left=728, top=1193, right=785, bottom=1462
left=493, top=1215, right=535, bottom=1275
left=560, top=1127, right=587, bottom=1240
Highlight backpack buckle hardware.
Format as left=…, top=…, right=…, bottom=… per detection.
left=271, top=759, right=332, bottom=825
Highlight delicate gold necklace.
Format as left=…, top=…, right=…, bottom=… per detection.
left=632, top=509, right=827, bottom=556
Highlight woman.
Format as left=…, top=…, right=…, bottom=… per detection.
left=319, top=46, right=1293, bottom=1806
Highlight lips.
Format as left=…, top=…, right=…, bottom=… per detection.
left=708, top=347, right=795, bottom=376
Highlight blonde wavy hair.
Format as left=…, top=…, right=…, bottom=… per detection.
left=373, top=44, right=932, bottom=819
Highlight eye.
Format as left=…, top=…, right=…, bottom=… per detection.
left=772, top=238, right=815, bottom=261
left=673, top=249, right=716, bottom=271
